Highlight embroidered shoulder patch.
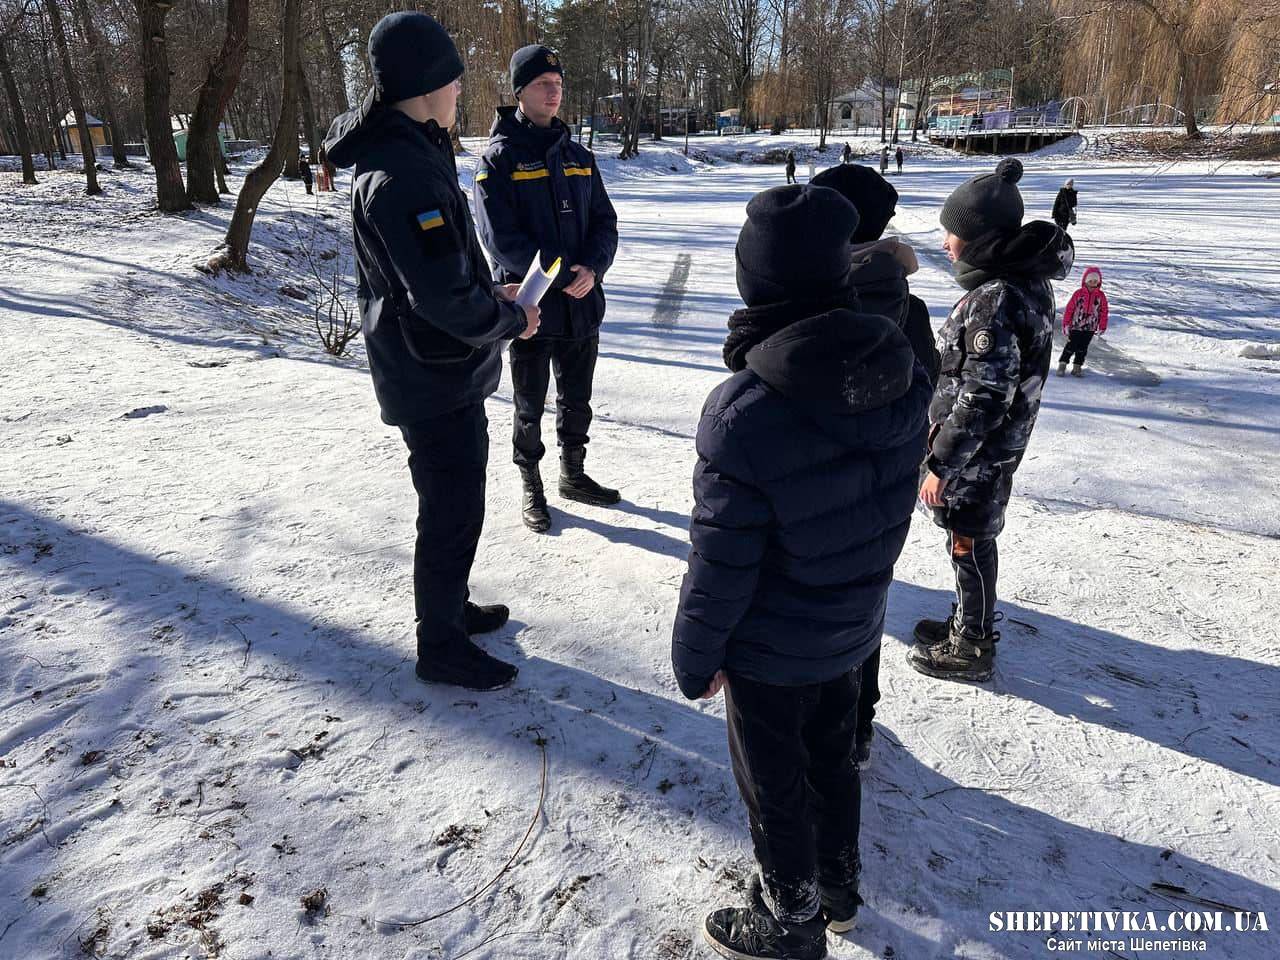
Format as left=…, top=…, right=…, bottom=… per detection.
left=417, top=209, right=445, bottom=231
left=971, top=330, right=994, bottom=355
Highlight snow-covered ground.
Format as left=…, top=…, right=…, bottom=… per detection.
left=2, top=138, right=1279, bottom=960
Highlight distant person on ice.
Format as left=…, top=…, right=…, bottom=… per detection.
left=671, top=184, right=930, bottom=959
left=474, top=44, right=621, bottom=533
left=812, top=161, right=940, bottom=763
left=879, top=144, right=889, bottom=174
left=911, top=158, right=1073, bottom=683
left=895, top=145, right=904, bottom=174
left=1059, top=265, right=1108, bottom=376
left=323, top=12, right=540, bottom=691
left=298, top=152, right=313, bottom=194
left=1053, top=178, right=1078, bottom=231
left=785, top=149, right=797, bottom=183
left=842, top=141, right=852, bottom=164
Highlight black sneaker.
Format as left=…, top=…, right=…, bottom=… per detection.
left=464, top=601, right=509, bottom=635
left=559, top=447, right=620, bottom=506
left=907, top=628, right=996, bottom=683
left=415, top=638, right=518, bottom=691
left=702, top=896, right=827, bottom=960
left=819, top=884, right=862, bottom=934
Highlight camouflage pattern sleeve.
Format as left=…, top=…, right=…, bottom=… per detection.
left=927, top=286, right=1022, bottom=483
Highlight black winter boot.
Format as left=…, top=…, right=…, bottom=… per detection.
left=558, top=447, right=620, bottom=506
left=703, top=878, right=827, bottom=960
left=416, top=637, right=518, bottom=692
left=519, top=466, right=552, bottom=533
left=907, top=626, right=996, bottom=683
left=464, top=601, right=509, bottom=635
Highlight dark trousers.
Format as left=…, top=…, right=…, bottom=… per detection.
left=510, top=335, right=598, bottom=468
left=725, top=670, right=862, bottom=924
left=855, top=645, right=880, bottom=738
left=950, top=532, right=998, bottom=639
left=399, top=403, right=489, bottom=659
left=1060, top=329, right=1095, bottom=366
left=786, top=169, right=796, bottom=184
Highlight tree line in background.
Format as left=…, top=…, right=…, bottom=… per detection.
left=1, top=0, right=1278, bottom=212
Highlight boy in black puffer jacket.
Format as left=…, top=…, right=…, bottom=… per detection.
left=672, top=185, right=931, bottom=959
left=912, top=158, right=1073, bottom=683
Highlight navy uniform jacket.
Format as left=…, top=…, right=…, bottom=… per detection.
left=474, top=107, right=618, bottom=340
left=324, top=93, right=527, bottom=425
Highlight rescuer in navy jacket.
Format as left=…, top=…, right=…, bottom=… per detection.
left=474, top=44, right=621, bottom=533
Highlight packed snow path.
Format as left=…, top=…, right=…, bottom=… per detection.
left=2, top=146, right=1279, bottom=959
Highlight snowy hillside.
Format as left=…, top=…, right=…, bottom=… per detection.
left=2, top=140, right=1279, bottom=959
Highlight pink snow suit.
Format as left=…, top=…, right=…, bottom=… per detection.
left=1063, top=266, right=1109, bottom=334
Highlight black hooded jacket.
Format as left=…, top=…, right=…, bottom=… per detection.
left=1052, top=186, right=1077, bottom=226
left=670, top=303, right=932, bottom=699
left=927, top=221, right=1074, bottom=537
left=323, top=94, right=527, bottom=425
left=847, top=238, right=941, bottom=387
left=474, top=107, right=618, bottom=340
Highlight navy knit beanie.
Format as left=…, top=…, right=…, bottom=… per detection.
left=735, top=185, right=860, bottom=307
left=511, top=45, right=563, bottom=95
left=368, top=12, right=464, bottom=103
left=940, top=158, right=1025, bottom=240
left=811, top=163, right=899, bottom=243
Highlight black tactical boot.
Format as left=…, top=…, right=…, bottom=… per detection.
left=558, top=446, right=620, bottom=506
left=703, top=878, right=827, bottom=960
left=519, top=466, right=551, bottom=533
left=907, top=626, right=996, bottom=683
left=464, top=601, right=509, bottom=635
left=416, top=638, right=518, bottom=691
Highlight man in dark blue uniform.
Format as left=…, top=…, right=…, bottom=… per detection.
left=324, top=12, right=540, bottom=691
left=474, top=45, right=620, bottom=533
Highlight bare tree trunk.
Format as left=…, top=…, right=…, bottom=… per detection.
left=1177, top=45, right=1201, bottom=138
left=319, top=6, right=350, bottom=114
left=136, top=0, right=190, bottom=211
left=219, top=0, right=301, bottom=272
left=283, top=119, right=300, bottom=177
left=652, top=58, right=663, bottom=140
left=298, top=66, right=321, bottom=160
left=36, top=13, right=65, bottom=163
left=0, top=41, right=37, bottom=184
left=186, top=0, right=250, bottom=203
left=45, top=0, right=101, bottom=194
left=71, top=0, right=129, bottom=167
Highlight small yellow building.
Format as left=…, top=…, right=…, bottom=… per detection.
left=58, top=111, right=110, bottom=156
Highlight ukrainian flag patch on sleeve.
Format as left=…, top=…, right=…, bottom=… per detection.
left=417, top=209, right=445, bottom=231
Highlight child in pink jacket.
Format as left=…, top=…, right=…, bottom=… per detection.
left=1058, top=265, right=1108, bottom=376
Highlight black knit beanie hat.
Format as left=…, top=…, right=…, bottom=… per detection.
left=940, top=158, right=1025, bottom=240
left=735, top=185, right=860, bottom=308
left=511, top=45, right=564, bottom=95
left=368, top=12, right=464, bottom=104
left=811, top=163, right=899, bottom=243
